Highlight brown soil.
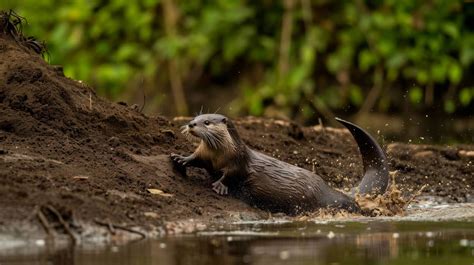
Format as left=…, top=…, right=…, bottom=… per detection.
left=0, top=32, right=473, bottom=237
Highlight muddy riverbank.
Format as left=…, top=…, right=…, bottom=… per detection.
left=0, top=23, right=473, bottom=240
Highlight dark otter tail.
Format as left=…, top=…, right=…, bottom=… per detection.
left=335, top=117, right=389, bottom=195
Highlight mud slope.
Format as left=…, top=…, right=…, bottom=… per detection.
left=0, top=33, right=472, bottom=236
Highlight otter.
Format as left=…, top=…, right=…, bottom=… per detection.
left=170, top=114, right=389, bottom=214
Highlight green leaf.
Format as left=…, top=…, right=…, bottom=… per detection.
left=431, top=62, right=447, bottom=83
left=359, top=50, right=377, bottom=72
left=349, top=85, right=363, bottom=106
left=448, top=63, right=462, bottom=84
left=116, top=44, right=138, bottom=62
left=377, top=39, right=395, bottom=56
left=386, top=52, right=406, bottom=70
left=327, top=54, right=342, bottom=73
left=301, top=44, right=315, bottom=64
left=460, top=39, right=474, bottom=66
left=442, top=22, right=459, bottom=39
left=416, top=70, right=429, bottom=84
left=444, top=100, right=455, bottom=113
left=288, top=66, right=308, bottom=89
left=459, top=88, right=472, bottom=106
left=409, top=87, right=423, bottom=104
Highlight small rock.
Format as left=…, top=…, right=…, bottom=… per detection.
left=288, top=122, right=304, bottom=140
left=35, top=239, right=45, bottom=246
left=279, top=250, right=290, bottom=260
left=162, top=130, right=175, bottom=138
left=130, top=104, right=140, bottom=111
left=108, top=136, right=120, bottom=147
left=193, top=207, right=203, bottom=215
left=51, top=65, right=64, bottom=77
left=442, top=149, right=460, bottom=160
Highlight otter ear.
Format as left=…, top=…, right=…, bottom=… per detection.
left=222, top=117, right=227, bottom=124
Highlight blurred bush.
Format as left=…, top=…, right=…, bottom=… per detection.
left=2, top=0, right=473, bottom=119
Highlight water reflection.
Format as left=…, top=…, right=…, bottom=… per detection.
left=0, top=221, right=473, bottom=265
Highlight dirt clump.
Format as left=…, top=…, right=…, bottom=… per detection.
left=0, top=20, right=473, bottom=238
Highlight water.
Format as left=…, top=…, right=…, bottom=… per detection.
left=0, top=220, right=473, bottom=265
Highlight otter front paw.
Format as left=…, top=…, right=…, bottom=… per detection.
left=212, top=180, right=228, bottom=195
left=170, top=153, right=191, bottom=167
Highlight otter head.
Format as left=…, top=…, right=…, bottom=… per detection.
left=181, top=114, right=241, bottom=151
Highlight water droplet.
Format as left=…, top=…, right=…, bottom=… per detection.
left=327, top=231, right=335, bottom=239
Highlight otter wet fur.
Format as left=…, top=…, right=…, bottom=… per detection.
left=170, top=114, right=389, bottom=215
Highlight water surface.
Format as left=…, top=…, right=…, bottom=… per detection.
left=1, top=220, right=473, bottom=265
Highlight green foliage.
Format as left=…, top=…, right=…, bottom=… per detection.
left=246, top=0, right=474, bottom=117
left=1, top=0, right=472, bottom=116
left=459, top=87, right=473, bottom=106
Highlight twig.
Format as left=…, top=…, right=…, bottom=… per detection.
left=89, top=92, right=92, bottom=110
left=139, top=77, right=146, bottom=113
left=107, top=221, right=116, bottom=235
left=35, top=206, right=53, bottom=236
left=318, top=117, right=325, bottom=134
left=405, top=184, right=428, bottom=206
left=94, top=219, right=146, bottom=239
left=45, top=205, right=77, bottom=244
left=70, top=211, right=82, bottom=230
left=94, top=218, right=116, bottom=235
left=306, top=97, right=336, bottom=126
left=315, top=147, right=342, bottom=156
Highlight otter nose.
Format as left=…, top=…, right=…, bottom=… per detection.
left=188, top=122, right=196, bottom=128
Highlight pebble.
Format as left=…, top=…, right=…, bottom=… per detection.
left=279, top=250, right=290, bottom=260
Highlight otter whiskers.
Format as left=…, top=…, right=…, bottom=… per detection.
left=181, top=125, right=200, bottom=143
left=205, top=124, right=236, bottom=152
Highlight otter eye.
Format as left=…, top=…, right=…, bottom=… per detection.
left=204, top=120, right=210, bottom=125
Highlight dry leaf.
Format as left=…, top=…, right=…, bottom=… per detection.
left=147, top=188, right=173, bottom=197
left=72, top=175, right=89, bottom=180
left=143, top=212, right=160, bottom=218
